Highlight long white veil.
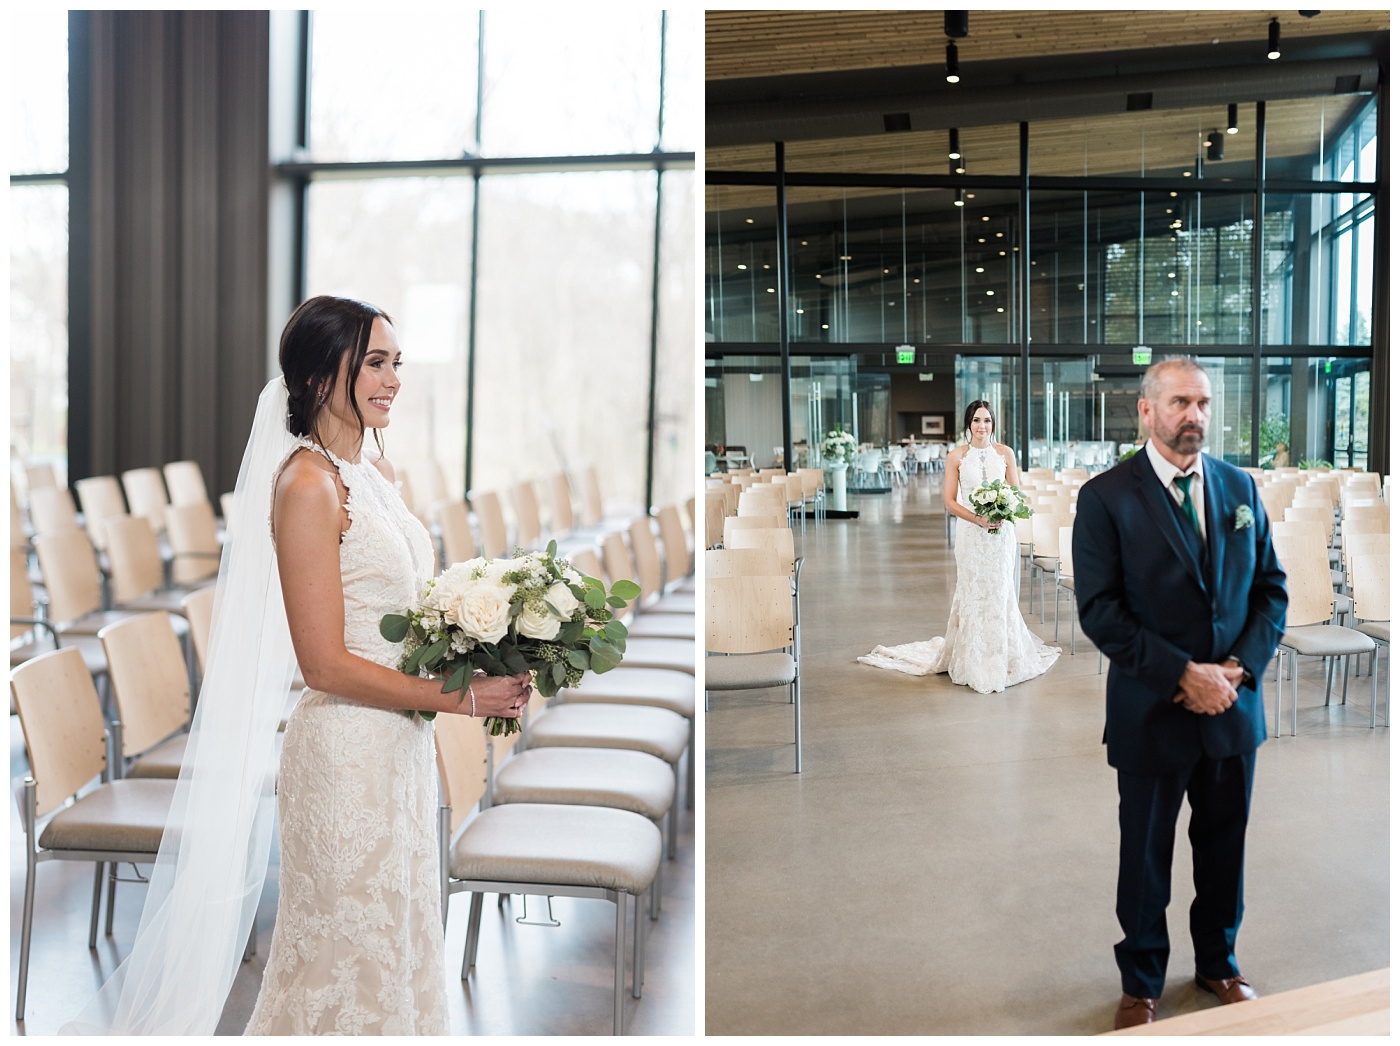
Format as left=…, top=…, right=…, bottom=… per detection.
left=63, top=378, right=299, bottom=1034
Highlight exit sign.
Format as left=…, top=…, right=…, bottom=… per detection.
left=896, top=349, right=915, bottom=364
left=1132, top=347, right=1152, bottom=365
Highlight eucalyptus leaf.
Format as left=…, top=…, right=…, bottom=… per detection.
left=441, top=664, right=468, bottom=694
left=585, top=587, right=606, bottom=610
left=379, top=614, right=411, bottom=642
left=566, top=649, right=590, bottom=669
left=546, top=539, right=557, bottom=558
left=609, top=579, right=641, bottom=600
left=602, top=619, right=628, bottom=642
left=606, top=595, right=627, bottom=608
left=552, top=663, right=565, bottom=685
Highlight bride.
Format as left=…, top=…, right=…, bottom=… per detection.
left=66, top=296, right=530, bottom=1035
left=859, top=401, right=1059, bottom=694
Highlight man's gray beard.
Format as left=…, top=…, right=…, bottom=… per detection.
left=1166, top=427, right=1204, bottom=453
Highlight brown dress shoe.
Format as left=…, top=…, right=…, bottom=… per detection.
left=1114, top=994, right=1159, bottom=1029
left=1195, top=972, right=1258, bottom=1004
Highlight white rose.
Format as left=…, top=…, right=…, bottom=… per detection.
left=446, top=581, right=512, bottom=643
left=544, top=580, right=579, bottom=619
left=517, top=603, right=562, bottom=640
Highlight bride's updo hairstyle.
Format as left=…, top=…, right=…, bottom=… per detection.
left=280, top=295, right=393, bottom=450
left=963, top=399, right=995, bottom=439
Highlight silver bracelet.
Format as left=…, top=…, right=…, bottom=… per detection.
left=468, top=681, right=476, bottom=718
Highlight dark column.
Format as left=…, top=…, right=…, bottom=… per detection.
left=776, top=142, right=793, bottom=470
left=1368, top=74, right=1389, bottom=476
left=1250, top=101, right=1266, bottom=467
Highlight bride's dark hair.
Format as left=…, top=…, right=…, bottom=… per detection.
left=963, top=400, right=995, bottom=438
left=280, top=295, right=393, bottom=452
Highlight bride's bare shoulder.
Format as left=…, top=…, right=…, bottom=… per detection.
left=946, top=443, right=968, bottom=462
left=274, top=450, right=342, bottom=519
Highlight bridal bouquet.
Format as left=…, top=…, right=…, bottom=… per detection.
left=821, top=427, right=857, bottom=464
left=969, top=478, right=1032, bottom=530
left=380, top=541, right=639, bottom=735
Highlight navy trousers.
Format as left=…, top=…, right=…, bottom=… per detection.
left=1114, top=750, right=1255, bottom=998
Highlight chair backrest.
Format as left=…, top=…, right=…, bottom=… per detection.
left=220, top=492, right=237, bottom=524
left=1271, top=532, right=1335, bottom=627
left=1013, top=515, right=1033, bottom=548
left=627, top=517, right=664, bottom=605
left=573, top=464, right=605, bottom=528
left=705, top=547, right=785, bottom=578
left=1032, top=513, right=1069, bottom=558
left=758, top=468, right=785, bottom=480
left=737, top=488, right=787, bottom=518
left=569, top=546, right=605, bottom=584
left=33, top=526, right=104, bottom=624
left=656, top=504, right=691, bottom=585
left=27, top=485, right=79, bottom=537
left=1350, top=554, right=1389, bottom=622
left=433, top=712, right=488, bottom=835
left=11, top=546, right=35, bottom=640
left=10, top=483, right=25, bottom=549
left=1344, top=504, right=1389, bottom=530
left=468, top=490, right=509, bottom=560
left=163, top=460, right=210, bottom=507
left=165, top=501, right=221, bottom=584
left=724, top=527, right=796, bottom=575
left=1260, top=486, right=1290, bottom=523
left=434, top=498, right=477, bottom=566
left=601, top=531, right=636, bottom=592
left=912, top=445, right=931, bottom=463
left=25, top=462, right=58, bottom=491
left=1345, top=473, right=1382, bottom=497
left=1344, top=533, right=1389, bottom=590
left=706, top=575, right=794, bottom=655
left=11, top=647, right=109, bottom=818
left=100, top=612, right=191, bottom=759
left=74, top=475, right=127, bottom=551
left=705, top=492, right=726, bottom=550
left=122, top=467, right=170, bottom=535
left=509, top=479, right=543, bottom=550
left=795, top=468, right=823, bottom=497
left=1270, top=519, right=1330, bottom=560
left=183, top=584, right=217, bottom=674
left=105, top=514, right=166, bottom=603
left=723, top=513, right=786, bottom=546
left=1057, top=525, right=1075, bottom=579
left=546, top=473, right=576, bottom=536
left=1283, top=504, right=1333, bottom=536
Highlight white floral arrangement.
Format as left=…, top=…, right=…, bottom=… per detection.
left=969, top=478, right=1033, bottom=530
left=380, top=541, right=638, bottom=734
left=821, top=427, right=858, bottom=464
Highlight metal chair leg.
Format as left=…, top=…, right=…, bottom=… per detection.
left=793, top=673, right=803, bottom=773
left=463, top=892, right=484, bottom=978
left=89, top=862, right=105, bottom=948
left=633, top=891, right=644, bottom=999
left=613, top=895, right=626, bottom=1034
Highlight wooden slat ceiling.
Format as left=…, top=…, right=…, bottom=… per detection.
left=706, top=10, right=1390, bottom=81
left=706, top=94, right=1369, bottom=214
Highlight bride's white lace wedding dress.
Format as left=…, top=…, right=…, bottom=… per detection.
left=859, top=443, right=1059, bottom=694
left=246, top=439, right=448, bottom=1035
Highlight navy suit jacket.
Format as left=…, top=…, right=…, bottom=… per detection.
left=1072, top=450, right=1288, bottom=775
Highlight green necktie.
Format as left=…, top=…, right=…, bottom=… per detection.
left=1173, top=475, right=1200, bottom=536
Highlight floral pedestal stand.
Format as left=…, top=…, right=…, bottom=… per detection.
left=829, top=462, right=848, bottom=512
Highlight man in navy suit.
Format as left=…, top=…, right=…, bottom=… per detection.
left=1073, top=358, right=1287, bottom=1029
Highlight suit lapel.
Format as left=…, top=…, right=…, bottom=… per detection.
left=1203, top=456, right=1228, bottom=596
left=1131, top=451, right=1208, bottom=595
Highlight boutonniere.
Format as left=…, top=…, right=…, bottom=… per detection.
left=1234, top=504, right=1255, bottom=531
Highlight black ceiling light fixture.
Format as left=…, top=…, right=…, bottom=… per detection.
left=1206, top=130, right=1224, bottom=161
left=1227, top=103, right=1238, bottom=134
left=944, top=11, right=968, bottom=37
left=945, top=41, right=960, bottom=83
left=948, top=127, right=961, bottom=159
left=953, top=188, right=965, bottom=208
left=1267, top=17, right=1281, bottom=60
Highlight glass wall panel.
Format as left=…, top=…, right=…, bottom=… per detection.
left=660, top=9, right=700, bottom=154
left=309, top=11, right=479, bottom=161
left=8, top=9, right=68, bottom=175
left=1030, top=105, right=1256, bottom=180
left=706, top=186, right=780, bottom=343
left=954, top=356, right=1022, bottom=460
left=474, top=171, right=656, bottom=508
left=305, top=178, right=472, bottom=491
left=9, top=185, right=70, bottom=479
left=653, top=170, right=696, bottom=509
left=1261, top=355, right=1370, bottom=469
left=480, top=11, right=661, bottom=157
left=1262, top=193, right=1373, bottom=347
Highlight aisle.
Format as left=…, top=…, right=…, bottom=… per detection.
left=704, top=473, right=1389, bottom=1035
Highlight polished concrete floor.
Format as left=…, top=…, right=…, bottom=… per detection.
left=705, top=473, right=1389, bottom=1035
left=9, top=721, right=694, bottom=1036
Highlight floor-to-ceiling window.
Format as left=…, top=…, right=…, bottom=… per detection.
left=9, top=10, right=70, bottom=485
left=300, top=10, right=696, bottom=512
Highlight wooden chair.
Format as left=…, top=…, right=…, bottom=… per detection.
left=1350, top=553, right=1389, bottom=726
left=704, top=492, right=726, bottom=550
left=104, top=515, right=196, bottom=614
left=1031, top=513, right=1070, bottom=619
left=433, top=498, right=478, bottom=566
left=10, top=482, right=28, bottom=549
left=32, top=527, right=151, bottom=637
left=705, top=547, right=784, bottom=578
left=11, top=647, right=177, bottom=1020
left=99, top=612, right=191, bottom=778
left=468, top=490, right=509, bottom=560
left=24, top=462, right=58, bottom=492
left=182, top=584, right=217, bottom=677
left=723, top=513, right=786, bottom=547
left=74, top=475, right=127, bottom=552
left=9, top=545, right=110, bottom=684
left=1272, top=533, right=1376, bottom=736
left=163, top=460, right=210, bottom=507
left=627, top=517, right=692, bottom=615
left=509, top=479, right=544, bottom=551
left=546, top=472, right=578, bottom=539
left=434, top=712, right=661, bottom=1034
left=656, top=504, right=694, bottom=594
left=165, top=501, right=221, bottom=585
left=705, top=570, right=801, bottom=772
left=121, top=467, right=170, bottom=536
left=572, top=464, right=606, bottom=529
left=27, top=485, right=79, bottom=538
left=412, top=458, right=450, bottom=515
left=724, top=527, right=797, bottom=576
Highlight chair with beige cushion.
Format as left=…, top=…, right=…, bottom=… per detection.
left=705, top=564, right=801, bottom=773
left=627, top=518, right=693, bottom=616
left=32, top=527, right=159, bottom=639
left=656, top=504, right=694, bottom=595
left=99, top=612, right=193, bottom=779
left=1272, top=533, right=1376, bottom=736
left=509, top=479, right=545, bottom=551
left=104, top=515, right=199, bottom=616
left=10, top=545, right=110, bottom=685
left=163, top=460, right=210, bottom=508
left=164, top=501, right=221, bottom=586
left=435, top=712, right=661, bottom=1034
left=27, top=485, right=80, bottom=538
left=468, top=490, right=509, bottom=560
left=1350, top=553, right=1389, bottom=726
left=11, top=647, right=178, bottom=1020
left=121, top=467, right=171, bottom=537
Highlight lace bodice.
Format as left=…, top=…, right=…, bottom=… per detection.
left=287, top=438, right=435, bottom=668
left=956, top=444, right=1007, bottom=507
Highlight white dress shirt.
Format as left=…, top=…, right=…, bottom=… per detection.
left=1144, top=439, right=1206, bottom=542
